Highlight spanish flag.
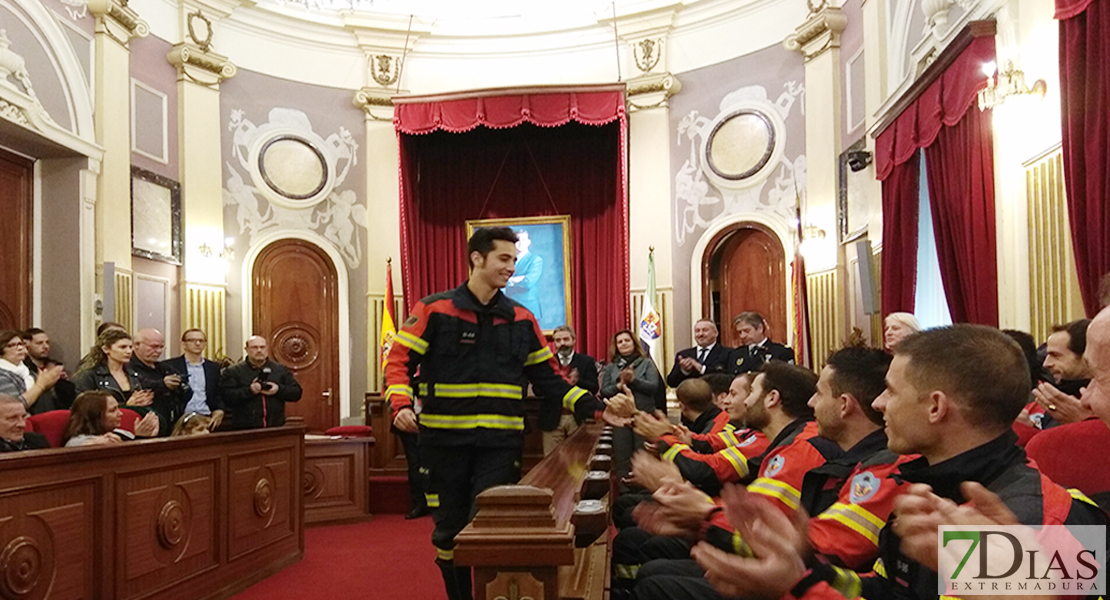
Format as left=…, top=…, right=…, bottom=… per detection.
left=381, top=258, right=397, bottom=376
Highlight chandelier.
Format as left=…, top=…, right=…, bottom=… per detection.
left=978, top=61, right=1047, bottom=111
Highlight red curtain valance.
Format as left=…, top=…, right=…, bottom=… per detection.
left=394, top=90, right=626, bottom=134
left=1056, top=0, right=1094, bottom=20
left=876, top=36, right=996, bottom=180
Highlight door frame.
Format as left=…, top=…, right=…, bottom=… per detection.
left=241, top=229, right=351, bottom=421
left=690, top=213, right=796, bottom=345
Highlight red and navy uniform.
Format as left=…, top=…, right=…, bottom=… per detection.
left=744, top=420, right=843, bottom=515
left=688, top=419, right=755, bottom=453
left=656, top=427, right=771, bottom=495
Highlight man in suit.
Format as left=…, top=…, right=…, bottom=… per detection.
left=541, top=324, right=600, bottom=454
left=0, top=394, right=49, bottom=452
left=162, top=328, right=225, bottom=431
left=727, top=311, right=794, bottom=374
left=505, top=230, right=543, bottom=319
left=666, top=319, right=732, bottom=388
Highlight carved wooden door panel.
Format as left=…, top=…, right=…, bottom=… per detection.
left=252, top=239, right=340, bottom=432
left=717, top=227, right=787, bottom=347
left=0, top=149, right=33, bottom=329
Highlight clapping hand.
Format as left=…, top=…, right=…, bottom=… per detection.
left=1033, top=382, right=1092, bottom=424
left=633, top=478, right=716, bottom=538
left=678, top=355, right=701, bottom=373
left=628, top=450, right=683, bottom=493
left=127, top=389, right=154, bottom=407
left=633, top=410, right=676, bottom=443
left=134, top=412, right=160, bottom=438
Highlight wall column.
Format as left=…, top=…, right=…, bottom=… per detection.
left=86, top=0, right=148, bottom=330
left=167, top=8, right=238, bottom=359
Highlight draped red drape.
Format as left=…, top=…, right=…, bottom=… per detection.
left=394, top=89, right=629, bottom=359
left=1058, top=0, right=1110, bottom=317
left=875, top=35, right=998, bottom=325
left=924, top=107, right=998, bottom=325
left=880, top=153, right=920, bottom=317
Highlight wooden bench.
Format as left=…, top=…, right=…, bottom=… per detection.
left=454, top=423, right=615, bottom=600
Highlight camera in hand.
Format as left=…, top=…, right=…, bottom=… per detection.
left=258, top=367, right=272, bottom=384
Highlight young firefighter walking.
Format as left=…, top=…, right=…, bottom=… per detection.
left=385, top=227, right=635, bottom=600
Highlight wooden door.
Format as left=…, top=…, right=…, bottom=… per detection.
left=713, top=226, right=787, bottom=347
left=0, top=149, right=33, bottom=329
left=252, top=239, right=340, bottom=432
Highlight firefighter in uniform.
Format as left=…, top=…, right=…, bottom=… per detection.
left=385, top=227, right=634, bottom=600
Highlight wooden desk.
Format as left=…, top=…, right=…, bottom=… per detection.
left=453, top=424, right=614, bottom=600
left=0, top=427, right=304, bottom=600
left=304, top=436, right=374, bottom=526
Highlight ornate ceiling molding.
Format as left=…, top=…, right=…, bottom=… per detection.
left=626, top=72, right=682, bottom=112
left=353, top=88, right=396, bottom=121
left=782, top=6, right=847, bottom=61
left=167, top=42, right=237, bottom=87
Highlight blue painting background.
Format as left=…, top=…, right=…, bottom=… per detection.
left=504, top=223, right=567, bottom=331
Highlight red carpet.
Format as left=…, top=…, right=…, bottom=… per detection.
left=232, top=515, right=441, bottom=600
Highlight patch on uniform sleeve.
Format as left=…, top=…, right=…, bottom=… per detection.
left=738, top=435, right=757, bottom=447
left=403, top=315, right=418, bottom=327
left=849, top=472, right=880, bottom=504
left=764, top=454, right=785, bottom=477
left=735, top=357, right=745, bottom=367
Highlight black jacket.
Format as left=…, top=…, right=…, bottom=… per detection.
left=23, top=357, right=76, bottom=413
left=161, top=356, right=224, bottom=415
left=128, top=356, right=183, bottom=436
left=0, top=432, right=50, bottom=452
left=538, top=351, right=600, bottom=431
left=384, top=283, right=606, bottom=447
left=221, top=359, right=302, bottom=429
left=727, top=340, right=795, bottom=374
left=666, top=344, right=733, bottom=388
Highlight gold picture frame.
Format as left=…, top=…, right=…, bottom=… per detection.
left=466, top=215, right=573, bottom=333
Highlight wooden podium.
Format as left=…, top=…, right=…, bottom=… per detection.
left=454, top=424, right=615, bottom=600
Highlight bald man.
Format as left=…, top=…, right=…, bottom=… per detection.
left=221, top=336, right=302, bottom=429
left=130, top=328, right=185, bottom=436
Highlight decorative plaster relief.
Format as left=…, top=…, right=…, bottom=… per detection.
left=0, top=29, right=57, bottom=130
left=224, top=107, right=367, bottom=269
left=674, top=82, right=805, bottom=246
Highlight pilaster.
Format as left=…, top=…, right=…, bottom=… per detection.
left=87, top=0, right=148, bottom=304
left=167, top=8, right=237, bottom=357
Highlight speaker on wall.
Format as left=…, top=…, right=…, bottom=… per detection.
left=855, top=240, right=879, bottom=315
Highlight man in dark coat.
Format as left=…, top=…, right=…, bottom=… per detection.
left=0, top=394, right=49, bottom=452
left=540, top=324, right=600, bottom=454
left=221, top=335, right=302, bottom=429
left=666, top=319, right=732, bottom=388
left=161, top=328, right=225, bottom=430
left=727, top=311, right=795, bottom=374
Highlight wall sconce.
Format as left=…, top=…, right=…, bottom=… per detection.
left=198, top=243, right=235, bottom=261
left=978, top=61, right=1047, bottom=111
left=803, top=225, right=826, bottom=240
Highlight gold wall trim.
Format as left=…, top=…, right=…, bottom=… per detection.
left=114, top=271, right=133, bottom=332
left=183, top=283, right=227, bottom=361
left=806, top=269, right=839, bottom=371
left=1025, top=146, right=1085, bottom=343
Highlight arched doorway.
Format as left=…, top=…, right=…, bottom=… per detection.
left=251, top=239, right=340, bottom=432
left=702, top=223, right=787, bottom=347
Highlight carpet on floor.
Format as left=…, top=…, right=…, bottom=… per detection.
left=232, top=515, right=440, bottom=600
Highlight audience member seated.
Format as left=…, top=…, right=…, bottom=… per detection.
left=71, top=329, right=155, bottom=411
left=20, top=327, right=76, bottom=413
left=727, top=312, right=795, bottom=374
left=222, top=335, right=303, bottom=429
left=882, top=311, right=920, bottom=352
left=162, top=328, right=225, bottom=432
left=130, top=328, right=186, bottom=436
left=63, top=390, right=159, bottom=447
left=678, top=325, right=1109, bottom=600
left=0, top=393, right=49, bottom=452
left=666, top=319, right=732, bottom=387
left=0, top=329, right=64, bottom=415
left=540, top=324, right=599, bottom=455
left=171, top=412, right=214, bottom=436
left=1028, top=306, right=1110, bottom=510
left=1033, top=318, right=1094, bottom=427
left=600, top=328, right=664, bottom=477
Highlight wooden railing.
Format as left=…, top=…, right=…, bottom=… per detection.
left=0, top=427, right=305, bottom=600
left=454, top=424, right=615, bottom=600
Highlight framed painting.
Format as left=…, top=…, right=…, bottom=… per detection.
left=131, top=166, right=182, bottom=264
left=466, top=215, right=572, bottom=333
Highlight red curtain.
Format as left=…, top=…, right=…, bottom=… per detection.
left=875, top=35, right=997, bottom=325
left=924, top=107, right=999, bottom=325
left=1059, top=0, right=1110, bottom=317
left=880, top=153, right=920, bottom=317
left=394, top=89, right=629, bottom=359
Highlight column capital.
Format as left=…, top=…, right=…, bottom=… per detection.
left=353, top=88, right=396, bottom=122
left=626, top=72, right=682, bottom=112
left=783, top=7, right=848, bottom=62
left=87, top=0, right=149, bottom=45
left=167, top=42, right=236, bottom=88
